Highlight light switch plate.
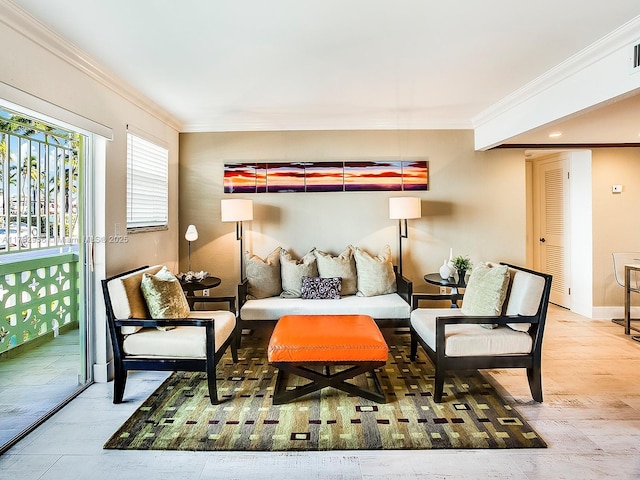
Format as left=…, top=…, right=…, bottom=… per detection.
left=612, top=185, right=622, bottom=193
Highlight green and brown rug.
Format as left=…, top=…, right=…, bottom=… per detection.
left=104, top=332, right=546, bottom=451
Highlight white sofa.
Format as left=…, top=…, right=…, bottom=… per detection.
left=236, top=246, right=413, bottom=343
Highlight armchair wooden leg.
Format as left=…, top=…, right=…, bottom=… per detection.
left=113, top=367, right=127, bottom=404
left=207, top=372, right=219, bottom=405
left=527, top=366, right=543, bottom=402
left=433, top=369, right=445, bottom=403
left=230, top=332, right=239, bottom=363
left=409, top=332, right=418, bottom=361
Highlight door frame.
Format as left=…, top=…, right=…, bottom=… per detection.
left=526, top=149, right=593, bottom=317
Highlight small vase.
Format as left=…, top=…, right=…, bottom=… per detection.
left=439, top=259, right=454, bottom=279
left=457, top=269, right=467, bottom=285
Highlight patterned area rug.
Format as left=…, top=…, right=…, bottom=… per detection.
left=104, top=331, right=546, bottom=451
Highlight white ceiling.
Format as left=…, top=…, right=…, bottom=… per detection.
left=11, top=0, right=640, bottom=143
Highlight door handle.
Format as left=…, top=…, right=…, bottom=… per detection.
left=539, top=237, right=546, bottom=243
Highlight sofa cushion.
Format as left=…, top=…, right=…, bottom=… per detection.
left=410, top=308, right=533, bottom=357
left=122, top=310, right=236, bottom=357
left=240, top=293, right=410, bottom=321
left=280, top=249, right=318, bottom=298
left=504, top=267, right=546, bottom=332
left=140, top=266, right=191, bottom=328
left=314, top=246, right=357, bottom=295
left=461, top=262, right=510, bottom=328
left=354, top=245, right=397, bottom=297
left=246, top=247, right=282, bottom=299
left=300, top=276, right=342, bottom=299
left=106, top=264, right=163, bottom=334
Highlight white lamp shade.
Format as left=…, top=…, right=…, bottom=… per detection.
left=221, top=199, right=254, bottom=222
left=185, top=224, right=198, bottom=241
left=389, top=197, right=421, bottom=219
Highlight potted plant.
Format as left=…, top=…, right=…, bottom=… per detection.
left=452, top=255, right=472, bottom=285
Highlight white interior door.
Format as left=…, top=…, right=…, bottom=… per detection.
left=535, top=155, right=571, bottom=307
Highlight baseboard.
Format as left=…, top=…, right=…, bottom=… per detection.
left=93, top=360, right=113, bottom=383
left=590, top=306, right=640, bottom=320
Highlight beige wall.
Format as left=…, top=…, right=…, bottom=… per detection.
left=592, top=148, right=640, bottom=307
left=179, top=130, right=527, bottom=298
left=0, top=18, right=180, bottom=276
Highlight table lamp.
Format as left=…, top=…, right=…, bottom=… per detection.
left=389, top=197, right=421, bottom=276
left=185, top=224, right=198, bottom=272
left=221, top=199, right=253, bottom=280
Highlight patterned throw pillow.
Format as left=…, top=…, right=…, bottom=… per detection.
left=140, top=266, right=190, bottom=330
left=300, top=276, right=342, bottom=300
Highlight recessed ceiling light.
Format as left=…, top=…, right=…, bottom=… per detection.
left=548, top=132, right=563, bottom=138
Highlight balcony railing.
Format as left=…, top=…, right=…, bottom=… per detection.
left=0, top=250, right=78, bottom=355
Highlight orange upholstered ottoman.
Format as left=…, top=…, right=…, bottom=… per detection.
left=267, top=314, right=388, bottom=404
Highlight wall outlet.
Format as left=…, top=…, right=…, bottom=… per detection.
left=440, top=287, right=447, bottom=294
left=202, top=289, right=209, bottom=297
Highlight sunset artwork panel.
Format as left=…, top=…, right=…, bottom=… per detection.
left=401, top=160, right=429, bottom=191
left=266, top=163, right=306, bottom=192
left=223, top=160, right=428, bottom=193
left=304, top=162, right=344, bottom=192
left=344, top=161, right=403, bottom=191
left=223, top=163, right=257, bottom=193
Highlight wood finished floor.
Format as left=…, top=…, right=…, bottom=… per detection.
left=1, top=304, right=639, bottom=479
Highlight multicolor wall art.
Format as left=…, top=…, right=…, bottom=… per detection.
left=224, top=160, right=428, bottom=193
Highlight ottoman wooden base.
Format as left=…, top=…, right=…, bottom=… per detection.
left=267, top=314, right=388, bottom=405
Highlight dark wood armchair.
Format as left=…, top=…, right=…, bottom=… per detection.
left=102, top=265, right=238, bottom=404
left=410, top=263, right=552, bottom=403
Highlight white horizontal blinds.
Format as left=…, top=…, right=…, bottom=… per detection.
left=126, top=132, right=168, bottom=228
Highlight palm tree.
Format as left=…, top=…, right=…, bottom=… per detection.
left=0, top=111, right=80, bottom=243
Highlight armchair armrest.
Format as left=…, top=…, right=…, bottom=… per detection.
left=434, top=314, right=539, bottom=326
left=189, top=296, right=236, bottom=314
left=237, top=279, right=249, bottom=311
left=395, top=270, right=413, bottom=305
left=114, top=317, right=217, bottom=329
left=412, top=292, right=464, bottom=309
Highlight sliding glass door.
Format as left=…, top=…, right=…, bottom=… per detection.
left=0, top=106, right=92, bottom=453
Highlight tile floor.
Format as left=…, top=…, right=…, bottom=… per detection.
left=1, top=305, right=640, bottom=479
left=0, top=328, right=84, bottom=449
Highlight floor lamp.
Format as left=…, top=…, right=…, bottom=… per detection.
left=221, top=198, right=253, bottom=280
left=389, top=197, right=421, bottom=277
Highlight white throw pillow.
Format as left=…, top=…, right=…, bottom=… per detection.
left=280, top=249, right=318, bottom=298
left=354, top=245, right=397, bottom=297
left=314, top=246, right=357, bottom=295
left=461, top=262, right=510, bottom=329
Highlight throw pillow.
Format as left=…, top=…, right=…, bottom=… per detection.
left=280, top=249, right=319, bottom=298
left=121, top=265, right=163, bottom=319
left=314, top=246, right=357, bottom=295
left=460, top=262, right=510, bottom=328
left=140, top=266, right=190, bottom=330
left=354, top=245, right=397, bottom=297
left=245, top=247, right=282, bottom=299
left=300, top=276, right=342, bottom=299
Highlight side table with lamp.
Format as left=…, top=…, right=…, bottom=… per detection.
left=422, top=273, right=466, bottom=308
left=180, top=224, right=236, bottom=312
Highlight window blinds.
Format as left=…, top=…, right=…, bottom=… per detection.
left=126, top=132, right=168, bottom=229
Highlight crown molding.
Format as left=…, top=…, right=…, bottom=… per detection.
left=1, top=0, right=182, bottom=132
left=181, top=117, right=473, bottom=133
left=473, top=15, right=640, bottom=128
